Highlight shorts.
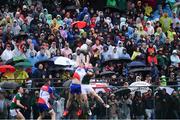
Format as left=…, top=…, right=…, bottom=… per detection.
left=38, top=103, right=52, bottom=113
left=81, top=84, right=94, bottom=94
left=70, top=83, right=81, bottom=94
left=10, top=109, right=20, bottom=117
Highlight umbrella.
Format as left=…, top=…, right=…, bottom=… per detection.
left=114, top=88, right=131, bottom=96
left=48, top=65, right=64, bottom=71
left=128, top=67, right=151, bottom=73
left=159, top=87, right=175, bottom=95
left=129, top=81, right=151, bottom=94
left=63, top=80, right=72, bottom=87
left=90, top=83, right=111, bottom=93
left=0, top=81, right=19, bottom=89
left=54, top=56, right=76, bottom=66
left=71, top=21, right=87, bottom=29
left=35, top=59, right=54, bottom=68
left=102, top=57, right=131, bottom=66
left=127, top=61, right=146, bottom=68
left=14, top=61, right=32, bottom=68
left=99, top=71, right=115, bottom=77
left=6, top=56, right=27, bottom=65
left=0, top=65, right=16, bottom=73
left=65, top=5, right=79, bottom=10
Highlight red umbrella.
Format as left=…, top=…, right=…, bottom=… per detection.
left=71, top=21, right=87, bottom=29
left=0, top=65, right=16, bottom=73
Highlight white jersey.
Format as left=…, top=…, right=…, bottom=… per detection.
left=72, top=67, right=86, bottom=83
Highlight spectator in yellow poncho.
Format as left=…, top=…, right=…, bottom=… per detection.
left=14, top=68, right=29, bottom=84
left=1, top=69, right=15, bottom=82
left=145, top=3, right=152, bottom=16
left=167, top=28, right=176, bottom=43
left=131, top=47, right=142, bottom=60
left=160, top=13, right=173, bottom=33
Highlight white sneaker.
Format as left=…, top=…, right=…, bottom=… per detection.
left=87, top=109, right=92, bottom=116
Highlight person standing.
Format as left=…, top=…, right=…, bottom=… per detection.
left=37, top=79, right=56, bottom=120
left=10, top=86, right=27, bottom=120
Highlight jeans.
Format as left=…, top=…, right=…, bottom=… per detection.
left=145, top=109, right=154, bottom=119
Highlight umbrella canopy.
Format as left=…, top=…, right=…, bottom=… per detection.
left=14, top=61, right=32, bottom=68
left=128, top=61, right=146, bottom=68
left=35, top=59, right=54, bottom=68
left=6, top=56, right=27, bottom=65
left=90, top=83, right=111, bottom=93
left=159, top=87, right=175, bottom=95
left=102, top=57, right=131, bottom=66
left=0, top=81, right=19, bottom=89
left=48, top=65, right=64, bottom=71
left=54, top=56, right=76, bottom=66
left=114, top=88, right=131, bottom=96
left=71, top=21, right=87, bottom=29
left=129, top=81, right=151, bottom=94
left=98, top=71, right=115, bottom=78
left=63, top=80, right=72, bottom=87
left=128, top=67, right=151, bottom=73
left=0, top=65, right=16, bottom=73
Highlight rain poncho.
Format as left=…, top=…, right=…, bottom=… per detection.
left=131, top=51, right=141, bottom=61
left=56, top=15, right=64, bottom=27
left=78, top=7, right=90, bottom=21
left=170, top=52, right=180, bottom=67
left=2, top=72, right=15, bottom=80
left=14, top=69, right=29, bottom=83
left=46, top=14, right=52, bottom=25
left=160, top=14, right=173, bottom=33
left=145, top=5, right=153, bottom=16
left=146, top=21, right=154, bottom=35
left=167, top=30, right=176, bottom=42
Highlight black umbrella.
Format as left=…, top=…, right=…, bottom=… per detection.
left=127, top=61, right=146, bottom=68
left=48, top=65, right=75, bottom=72
left=65, top=5, right=79, bottom=10
left=99, top=71, right=115, bottom=77
left=129, top=67, right=151, bottom=73
left=114, top=88, right=131, bottom=96
left=35, top=59, right=54, bottom=68
left=102, top=57, right=131, bottom=66
left=0, top=81, right=19, bottom=89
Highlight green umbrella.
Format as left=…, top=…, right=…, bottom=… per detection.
left=6, top=56, right=27, bottom=65
left=14, top=61, right=32, bottom=68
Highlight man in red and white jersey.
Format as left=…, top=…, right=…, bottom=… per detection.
left=37, top=79, right=56, bottom=120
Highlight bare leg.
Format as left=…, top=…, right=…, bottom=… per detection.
left=49, top=109, right=56, bottom=120
left=76, top=94, right=83, bottom=107
left=16, top=111, right=25, bottom=120
left=37, top=112, right=45, bottom=120
left=66, top=93, right=74, bottom=109
left=81, top=94, right=90, bottom=109
left=90, top=90, right=105, bottom=104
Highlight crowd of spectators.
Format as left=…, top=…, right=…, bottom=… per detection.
left=0, top=0, right=180, bottom=119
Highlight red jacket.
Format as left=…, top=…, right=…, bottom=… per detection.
left=147, top=55, right=158, bottom=65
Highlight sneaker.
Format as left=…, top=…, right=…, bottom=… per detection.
left=104, top=104, right=110, bottom=108
left=63, top=110, right=69, bottom=117
left=87, top=109, right=92, bottom=116
left=76, top=109, right=82, bottom=116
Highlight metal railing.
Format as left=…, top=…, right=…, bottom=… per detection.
left=0, top=78, right=180, bottom=119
